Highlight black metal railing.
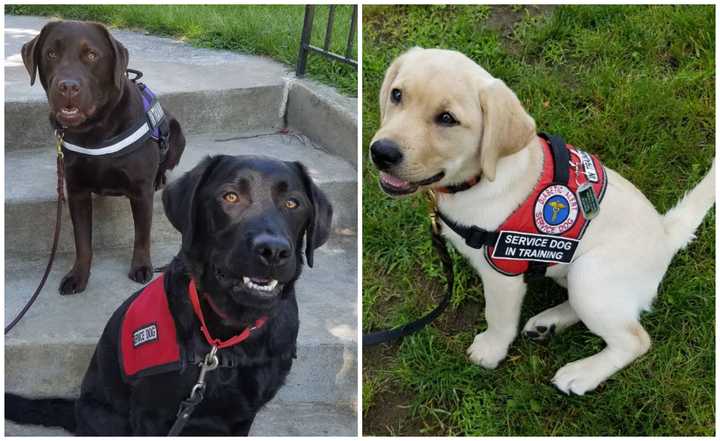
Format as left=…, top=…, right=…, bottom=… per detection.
left=296, top=5, right=358, bottom=76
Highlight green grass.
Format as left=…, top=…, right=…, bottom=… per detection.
left=362, top=5, right=714, bottom=436
left=5, top=4, right=357, bottom=95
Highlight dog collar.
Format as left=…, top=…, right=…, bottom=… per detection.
left=188, top=279, right=267, bottom=349
left=435, top=175, right=482, bottom=194
left=60, top=80, right=167, bottom=158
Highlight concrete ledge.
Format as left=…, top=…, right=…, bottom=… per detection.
left=285, top=78, right=358, bottom=167
left=5, top=340, right=356, bottom=406
left=5, top=86, right=286, bottom=152
left=5, top=132, right=356, bottom=256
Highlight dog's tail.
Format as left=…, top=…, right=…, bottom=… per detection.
left=662, top=159, right=715, bottom=252
left=5, top=393, right=77, bottom=433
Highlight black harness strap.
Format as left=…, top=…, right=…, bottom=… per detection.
left=436, top=211, right=498, bottom=249
left=526, top=133, right=570, bottom=281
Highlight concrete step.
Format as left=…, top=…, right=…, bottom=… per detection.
left=5, top=15, right=290, bottom=151
left=5, top=237, right=357, bottom=406
left=5, top=131, right=357, bottom=257
left=5, top=401, right=357, bottom=436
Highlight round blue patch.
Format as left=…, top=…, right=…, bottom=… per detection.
left=543, top=195, right=570, bottom=225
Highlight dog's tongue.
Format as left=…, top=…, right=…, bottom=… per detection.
left=380, top=172, right=411, bottom=190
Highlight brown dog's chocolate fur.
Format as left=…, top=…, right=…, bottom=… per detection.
left=21, top=21, right=186, bottom=294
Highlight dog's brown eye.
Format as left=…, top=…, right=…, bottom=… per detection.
left=390, top=88, right=402, bottom=104
left=87, top=51, right=98, bottom=62
left=437, top=112, right=458, bottom=126
left=285, top=198, right=299, bottom=209
left=223, top=192, right=239, bottom=203
left=47, top=49, right=57, bottom=59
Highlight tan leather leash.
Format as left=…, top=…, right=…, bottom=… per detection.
left=5, top=132, right=66, bottom=334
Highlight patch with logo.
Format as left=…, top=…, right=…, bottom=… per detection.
left=132, top=323, right=158, bottom=348
left=492, top=231, right=579, bottom=264
left=534, top=185, right=579, bottom=234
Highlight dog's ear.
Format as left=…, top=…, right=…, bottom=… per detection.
left=21, top=22, right=57, bottom=86
left=92, top=22, right=128, bottom=90
left=379, top=47, right=421, bottom=121
left=477, top=78, right=536, bottom=181
left=163, top=156, right=222, bottom=254
left=293, top=162, right=333, bottom=268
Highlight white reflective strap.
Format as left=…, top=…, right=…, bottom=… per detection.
left=62, top=122, right=150, bottom=156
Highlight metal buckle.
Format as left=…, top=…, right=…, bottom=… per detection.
left=54, top=130, right=64, bottom=159
left=427, top=190, right=440, bottom=235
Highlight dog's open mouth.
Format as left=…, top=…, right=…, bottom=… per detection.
left=241, top=276, right=279, bottom=294
left=379, top=171, right=445, bottom=196
left=56, top=105, right=87, bottom=127
left=215, top=266, right=283, bottom=298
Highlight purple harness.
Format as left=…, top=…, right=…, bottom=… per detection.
left=138, top=83, right=164, bottom=142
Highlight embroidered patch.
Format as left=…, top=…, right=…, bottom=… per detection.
left=133, top=323, right=158, bottom=348
left=492, top=231, right=579, bottom=264
left=147, top=101, right=165, bottom=129
left=534, top=185, right=579, bottom=234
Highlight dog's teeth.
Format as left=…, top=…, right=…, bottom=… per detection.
left=241, top=277, right=278, bottom=293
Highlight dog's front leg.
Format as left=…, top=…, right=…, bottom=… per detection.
left=60, top=189, right=93, bottom=295
left=467, top=267, right=526, bottom=369
left=128, top=190, right=154, bottom=284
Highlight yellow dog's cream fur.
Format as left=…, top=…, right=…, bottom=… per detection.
left=371, top=47, right=715, bottom=395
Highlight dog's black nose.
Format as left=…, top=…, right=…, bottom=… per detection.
left=370, top=139, right=403, bottom=170
left=253, top=234, right=291, bottom=267
left=57, top=79, right=81, bottom=98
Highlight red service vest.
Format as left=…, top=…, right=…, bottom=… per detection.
left=119, top=275, right=182, bottom=379
left=483, top=136, right=607, bottom=276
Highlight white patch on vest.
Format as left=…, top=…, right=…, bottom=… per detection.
left=534, top=185, right=579, bottom=234
left=577, top=149, right=599, bottom=183
left=147, top=101, right=165, bottom=128
left=133, top=324, right=158, bottom=348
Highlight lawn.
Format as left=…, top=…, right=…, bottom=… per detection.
left=5, top=4, right=357, bottom=95
left=362, top=5, right=715, bottom=436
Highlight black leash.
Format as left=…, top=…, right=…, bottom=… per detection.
left=5, top=133, right=66, bottom=334
left=168, top=346, right=219, bottom=436
left=363, top=192, right=455, bottom=346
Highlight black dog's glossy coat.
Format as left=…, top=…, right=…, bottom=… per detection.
left=21, top=21, right=186, bottom=294
left=6, top=156, right=333, bottom=435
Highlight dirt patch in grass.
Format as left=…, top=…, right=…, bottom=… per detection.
left=485, top=5, right=555, bottom=54
left=362, top=341, right=431, bottom=435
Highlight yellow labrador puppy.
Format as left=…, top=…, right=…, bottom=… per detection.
left=369, top=47, right=714, bottom=395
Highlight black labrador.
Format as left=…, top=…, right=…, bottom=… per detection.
left=21, top=20, right=186, bottom=294
left=6, top=155, right=333, bottom=435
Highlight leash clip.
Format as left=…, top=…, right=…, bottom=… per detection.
left=54, top=130, right=64, bottom=159
left=427, top=190, right=440, bottom=235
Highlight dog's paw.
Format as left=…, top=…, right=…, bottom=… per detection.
left=129, top=265, right=153, bottom=284
left=466, top=332, right=509, bottom=369
left=59, top=270, right=88, bottom=295
left=552, top=358, right=607, bottom=396
left=522, top=321, right=556, bottom=341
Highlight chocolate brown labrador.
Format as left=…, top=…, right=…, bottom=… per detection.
left=21, top=21, right=186, bottom=294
